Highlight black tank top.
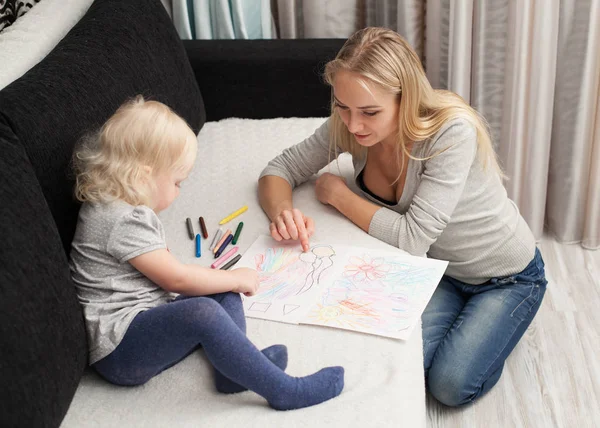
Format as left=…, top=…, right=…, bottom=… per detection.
left=357, top=170, right=397, bottom=206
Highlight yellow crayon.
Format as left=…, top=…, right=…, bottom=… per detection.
left=219, top=205, right=248, bottom=225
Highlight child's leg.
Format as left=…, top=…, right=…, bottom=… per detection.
left=175, top=292, right=247, bottom=332
left=94, top=297, right=344, bottom=410
left=175, top=292, right=288, bottom=393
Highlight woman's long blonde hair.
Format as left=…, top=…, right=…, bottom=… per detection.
left=324, top=27, right=503, bottom=178
left=72, top=96, right=197, bottom=206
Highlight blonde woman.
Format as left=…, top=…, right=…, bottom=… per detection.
left=70, top=96, right=344, bottom=410
left=258, top=27, right=546, bottom=407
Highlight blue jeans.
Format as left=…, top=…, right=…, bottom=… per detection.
left=422, top=248, right=547, bottom=407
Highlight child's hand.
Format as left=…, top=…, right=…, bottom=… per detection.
left=231, top=268, right=259, bottom=296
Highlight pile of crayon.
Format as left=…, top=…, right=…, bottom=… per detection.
left=184, top=205, right=246, bottom=270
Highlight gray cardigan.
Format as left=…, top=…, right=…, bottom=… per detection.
left=260, top=118, right=536, bottom=284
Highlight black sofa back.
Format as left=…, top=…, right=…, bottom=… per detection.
left=0, top=0, right=204, bottom=426
left=184, top=39, right=345, bottom=121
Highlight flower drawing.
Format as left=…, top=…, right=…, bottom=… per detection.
left=343, top=255, right=390, bottom=282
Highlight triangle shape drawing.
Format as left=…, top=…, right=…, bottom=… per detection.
left=283, top=304, right=301, bottom=315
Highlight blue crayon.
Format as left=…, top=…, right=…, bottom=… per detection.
left=195, top=234, right=201, bottom=258
left=214, top=234, right=233, bottom=258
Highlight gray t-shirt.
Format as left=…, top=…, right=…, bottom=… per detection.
left=260, top=118, right=536, bottom=284
left=69, top=201, right=172, bottom=364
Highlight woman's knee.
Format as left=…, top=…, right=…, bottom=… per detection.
left=427, top=367, right=472, bottom=407
left=427, top=360, right=501, bottom=407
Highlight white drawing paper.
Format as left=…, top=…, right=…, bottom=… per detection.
left=239, top=235, right=448, bottom=340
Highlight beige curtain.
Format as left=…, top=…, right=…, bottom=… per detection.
left=274, top=0, right=600, bottom=250
left=273, top=0, right=360, bottom=38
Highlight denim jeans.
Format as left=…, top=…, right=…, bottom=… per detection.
left=422, top=248, right=547, bottom=407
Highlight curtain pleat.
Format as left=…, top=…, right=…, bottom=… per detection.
left=395, top=0, right=424, bottom=59
left=547, top=0, right=600, bottom=248
left=276, top=0, right=302, bottom=38
left=172, top=0, right=193, bottom=39
left=583, top=80, right=600, bottom=249
left=172, top=0, right=273, bottom=40
left=426, top=0, right=473, bottom=102
left=193, top=0, right=213, bottom=39
left=301, top=0, right=357, bottom=38
left=498, top=0, right=559, bottom=239
left=365, top=0, right=424, bottom=58
left=470, top=0, right=509, bottom=152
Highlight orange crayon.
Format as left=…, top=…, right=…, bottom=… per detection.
left=213, top=229, right=231, bottom=254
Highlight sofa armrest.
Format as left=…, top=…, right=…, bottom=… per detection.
left=183, top=39, right=345, bottom=121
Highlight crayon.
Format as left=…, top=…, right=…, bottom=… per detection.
left=186, top=217, right=194, bottom=239
left=219, top=205, right=248, bottom=225
left=232, top=221, right=244, bottom=245
left=220, top=254, right=242, bottom=270
left=211, top=246, right=239, bottom=269
left=213, top=229, right=231, bottom=254
left=195, top=234, right=201, bottom=258
left=199, top=216, right=208, bottom=239
left=215, top=234, right=233, bottom=258
left=209, top=228, right=223, bottom=251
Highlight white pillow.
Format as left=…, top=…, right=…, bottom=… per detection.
left=0, top=0, right=94, bottom=90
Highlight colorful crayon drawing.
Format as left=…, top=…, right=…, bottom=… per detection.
left=241, top=241, right=337, bottom=322
left=252, top=244, right=335, bottom=301
left=304, top=253, right=440, bottom=339
left=296, top=245, right=335, bottom=294
left=239, top=235, right=448, bottom=339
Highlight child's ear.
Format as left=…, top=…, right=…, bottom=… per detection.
left=140, top=165, right=153, bottom=186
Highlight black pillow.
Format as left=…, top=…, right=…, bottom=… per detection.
left=0, top=120, right=88, bottom=428
left=0, top=0, right=205, bottom=253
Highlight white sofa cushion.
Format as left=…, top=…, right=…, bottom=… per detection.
left=61, top=117, right=426, bottom=428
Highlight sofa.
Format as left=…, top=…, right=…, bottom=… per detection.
left=0, top=1, right=427, bottom=427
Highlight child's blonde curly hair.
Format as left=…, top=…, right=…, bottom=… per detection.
left=73, top=96, right=197, bottom=207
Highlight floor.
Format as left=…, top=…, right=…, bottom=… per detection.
left=426, top=235, right=600, bottom=428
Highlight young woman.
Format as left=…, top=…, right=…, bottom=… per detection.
left=258, top=27, right=547, bottom=407
left=69, top=96, right=344, bottom=410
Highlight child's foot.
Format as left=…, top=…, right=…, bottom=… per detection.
left=268, top=366, right=344, bottom=411
left=215, top=344, right=288, bottom=394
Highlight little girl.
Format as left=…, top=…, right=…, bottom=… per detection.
left=69, top=96, right=344, bottom=411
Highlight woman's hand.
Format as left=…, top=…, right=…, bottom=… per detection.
left=315, top=172, right=348, bottom=207
left=231, top=268, right=259, bottom=296
left=269, top=208, right=314, bottom=252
